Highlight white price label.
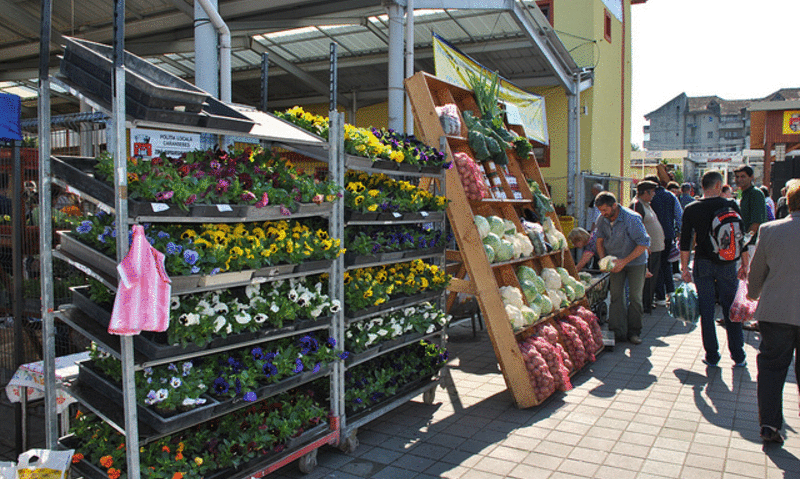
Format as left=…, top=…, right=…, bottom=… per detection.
left=216, top=204, right=233, bottom=212
left=420, top=211, right=429, bottom=217
left=98, top=203, right=113, bottom=214
left=151, top=203, right=170, bottom=212
left=392, top=212, right=402, bottom=218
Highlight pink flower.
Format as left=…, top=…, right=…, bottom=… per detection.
left=193, top=170, right=206, bottom=179
left=312, top=194, right=324, bottom=205
left=255, top=192, right=270, bottom=208
left=185, top=194, right=197, bottom=206
left=241, top=191, right=256, bottom=202
left=216, top=179, right=230, bottom=194
left=280, top=205, right=291, bottom=216
left=155, top=191, right=174, bottom=201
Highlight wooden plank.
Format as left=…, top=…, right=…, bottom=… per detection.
left=446, top=277, right=477, bottom=295
left=406, top=72, right=538, bottom=408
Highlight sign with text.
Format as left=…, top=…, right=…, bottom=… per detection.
left=131, top=128, right=213, bottom=159
left=782, top=111, right=800, bottom=135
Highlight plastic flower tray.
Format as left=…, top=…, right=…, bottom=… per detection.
left=344, top=290, right=442, bottom=319
left=51, top=156, right=333, bottom=222
left=69, top=285, right=333, bottom=362
left=75, top=359, right=332, bottom=435
left=76, top=360, right=220, bottom=433
left=344, top=375, right=438, bottom=418
left=62, top=421, right=331, bottom=479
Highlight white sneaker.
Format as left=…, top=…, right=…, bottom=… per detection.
left=654, top=299, right=667, bottom=307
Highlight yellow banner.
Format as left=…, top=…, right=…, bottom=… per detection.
left=782, top=110, right=800, bottom=135
left=432, top=34, right=548, bottom=145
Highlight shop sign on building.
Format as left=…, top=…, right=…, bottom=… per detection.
left=782, top=111, right=800, bottom=135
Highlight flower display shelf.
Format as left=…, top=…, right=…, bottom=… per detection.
left=344, top=376, right=438, bottom=424
left=344, top=290, right=443, bottom=320
left=58, top=232, right=330, bottom=295
left=72, top=359, right=333, bottom=436
left=345, top=155, right=445, bottom=178
left=405, top=71, right=585, bottom=408
left=68, top=286, right=332, bottom=363
left=345, top=330, right=442, bottom=369
left=52, top=155, right=334, bottom=223
left=345, top=210, right=445, bottom=226
left=344, top=246, right=445, bottom=269
left=61, top=421, right=333, bottom=479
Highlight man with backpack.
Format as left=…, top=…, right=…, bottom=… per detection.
left=680, top=171, right=749, bottom=367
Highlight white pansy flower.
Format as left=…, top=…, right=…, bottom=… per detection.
left=170, top=297, right=181, bottom=310
left=314, top=282, right=323, bottom=293
left=170, top=377, right=182, bottom=388
left=184, top=313, right=200, bottom=326
left=156, top=389, right=169, bottom=401
left=254, top=313, right=268, bottom=324
left=245, top=283, right=260, bottom=299
left=182, top=398, right=197, bottom=407
left=310, top=308, right=322, bottom=318
left=288, top=289, right=299, bottom=302
left=427, top=324, right=436, bottom=333
left=329, top=300, right=341, bottom=313
left=234, top=312, right=252, bottom=324
left=213, top=302, right=229, bottom=314
left=366, top=333, right=378, bottom=345
left=270, top=303, right=280, bottom=313
left=213, top=316, right=227, bottom=333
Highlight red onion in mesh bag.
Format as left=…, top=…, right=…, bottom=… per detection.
left=554, top=342, right=574, bottom=372
left=556, top=321, right=586, bottom=370
left=533, top=322, right=560, bottom=345
left=565, top=315, right=598, bottom=361
left=529, top=336, right=572, bottom=391
left=573, top=306, right=604, bottom=350
left=517, top=340, right=556, bottom=402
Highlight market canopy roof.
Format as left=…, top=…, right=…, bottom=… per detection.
left=0, top=0, right=589, bottom=121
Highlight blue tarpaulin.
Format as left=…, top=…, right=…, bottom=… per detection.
left=0, top=93, right=22, bottom=141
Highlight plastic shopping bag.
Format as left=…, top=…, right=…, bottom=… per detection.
left=729, top=280, right=757, bottom=323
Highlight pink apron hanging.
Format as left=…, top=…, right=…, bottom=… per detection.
left=108, top=224, right=172, bottom=335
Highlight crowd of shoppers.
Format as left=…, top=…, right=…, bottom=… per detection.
left=568, top=168, right=797, bottom=445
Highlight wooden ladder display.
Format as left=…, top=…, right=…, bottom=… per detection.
left=406, top=72, right=583, bottom=408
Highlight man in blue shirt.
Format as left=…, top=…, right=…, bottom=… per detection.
left=595, top=191, right=651, bottom=344
left=679, top=183, right=695, bottom=209
left=645, top=175, right=682, bottom=306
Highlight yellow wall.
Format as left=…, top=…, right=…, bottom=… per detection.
left=532, top=0, right=634, bottom=205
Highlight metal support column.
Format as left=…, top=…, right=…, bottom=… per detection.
left=110, top=0, right=140, bottom=476
left=567, top=74, right=579, bottom=217
left=386, top=1, right=404, bottom=132
left=38, top=0, right=57, bottom=448
left=12, top=140, right=24, bottom=455
left=261, top=52, right=269, bottom=112
left=328, top=41, right=345, bottom=435
left=404, top=0, right=415, bottom=135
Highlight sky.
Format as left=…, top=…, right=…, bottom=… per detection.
left=630, top=0, right=800, bottom=149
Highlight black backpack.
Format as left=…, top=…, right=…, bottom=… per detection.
left=708, top=206, right=744, bottom=262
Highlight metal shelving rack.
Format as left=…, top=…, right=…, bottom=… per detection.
left=38, top=9, right=345, bottom=477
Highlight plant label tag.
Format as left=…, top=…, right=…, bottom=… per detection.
left=98, top=203, right=113, bottom=214
left=151, top=203, right=170, bottom=212
left=503, top=102, right=523, bottom=125
left=216, top=204, right=233, bottom=212
left=420, top=211, right=429, bottom=217
left=392, top=212, right=402, bottom=218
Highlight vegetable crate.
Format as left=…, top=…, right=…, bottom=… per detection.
left=406, top=71, right=584, bottom=408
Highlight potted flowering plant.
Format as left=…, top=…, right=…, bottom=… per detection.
left=345, top=302, right=449, bottom=353
left=93, top=146, right=341, bottom=213
left=68, top=389, right=326, bottom=479
left=344, top=340, right=447, bottom=412
left=344, top=259, right=450, bottom=314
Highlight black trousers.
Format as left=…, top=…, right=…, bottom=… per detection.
left=643, top=250, right=661, bottom=313
left=757, top=321, right=800, bottom=429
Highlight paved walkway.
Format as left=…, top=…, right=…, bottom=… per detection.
left=275, top=306, right=800, bottom=479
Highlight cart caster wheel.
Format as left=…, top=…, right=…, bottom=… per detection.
left=595, top=302, right=608, bottom=323
left=423, top=387, right=436, bottom=404
left=298, top=448, right=318, bottom=474
left=339, top=430, right=359, bottom=453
